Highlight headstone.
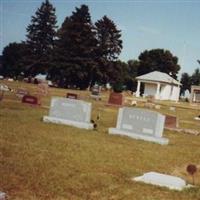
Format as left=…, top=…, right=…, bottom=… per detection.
left=165, top=115, right=178, bottom=129
left=66, top=93, right=78, bottom=99
left=22, top=95, right=39, bottom=105
left=107, top=92, right=123, bottom=106
left=43, top=97, right=93, bottom=129
left=90, top=85, right=101, bottom=100
left=133, top=172, right=188, bottom=191
left=109, top=107, right=168, bottom=145
left=16, top=88, right=29, bottom=98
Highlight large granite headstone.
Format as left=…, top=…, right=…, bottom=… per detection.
left=109, top=107, right=168, bottom=145
left=107, top=92, right=123, bottom=106
left=43, top=97, right=93, bottom=129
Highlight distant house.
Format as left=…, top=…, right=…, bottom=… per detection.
left=135, top=71, right=181, bottom=101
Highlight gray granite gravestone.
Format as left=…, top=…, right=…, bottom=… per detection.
left=109, top=107, right=168, bottom=145
left=43, top=97, right=93, bottom=129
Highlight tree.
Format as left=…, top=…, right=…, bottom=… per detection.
left=180, top=72, right=191, bottom=94
left=95, top=15, right=122, bottom=62
left=125, top=60, right=140, bottom=91
left=190, top=68, right=200, bottom=86
left=2, top=42, right=30, bottom=78
left=94, top=16, right=123, bottom=85
left=137, top=49, right=180, bottom=79
left=51, top=5, right=97, bottom=89
left=26, top=0, right=57, bottom=75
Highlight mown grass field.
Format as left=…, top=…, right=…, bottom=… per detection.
left=0, top=80, right=200, bottom=200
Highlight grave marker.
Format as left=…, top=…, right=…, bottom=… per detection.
left=66, top=93, right=78, bottom=99
left=90, top=85, right=101, bottom=100
left=16, top=88, right=29, bottom=98
left=107, top=92, right=123, bottom=106
left=22, top=95, right=39, bottom=105
left=109, top=107, right=168, bottom=145
left=43, top=97, right=93, bottom=129
left=165, top=115, right=178, bottom=129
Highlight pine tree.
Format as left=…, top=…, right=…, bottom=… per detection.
left=94, top=16, right=123, bottom=85
left=51, top=5, right=97, bottom=89
left=95, top=15, right=122, bottom=62
left=26, top=0, right=57, bottom=75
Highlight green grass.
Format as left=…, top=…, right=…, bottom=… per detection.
left=0, top=80, right=200, bottom=200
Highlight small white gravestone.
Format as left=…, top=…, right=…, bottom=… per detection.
left=109, top=107, right=168, bottom=145
left=43, top=97, right=93, bottom=129
left=133, top=172, right=188, bottom=191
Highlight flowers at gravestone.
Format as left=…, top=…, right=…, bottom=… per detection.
left=186, top=164, right=197, bottom=185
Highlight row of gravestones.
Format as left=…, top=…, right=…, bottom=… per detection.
left=43, top=97, right=179, bottom=145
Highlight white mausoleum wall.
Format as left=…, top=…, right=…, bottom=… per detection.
left=170, top=86, right=180, bottom=101
left=144, top=83, right=157, bottom=97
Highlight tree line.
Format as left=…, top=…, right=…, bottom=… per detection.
left=1, top=0, right=198, bottom=91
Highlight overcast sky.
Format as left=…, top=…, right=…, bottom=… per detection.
left=1, top=0, right=200, bottom=77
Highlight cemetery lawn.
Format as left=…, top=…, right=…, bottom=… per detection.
left=1, top=80, right=200, bottom=200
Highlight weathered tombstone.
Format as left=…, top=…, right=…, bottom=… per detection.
left=16, top=88, right=29, bottom=98
left=66, top=93, right=78, bottom=99
left=22, top=95, right=39, bottom=105
left=43, top=97, right=93, bottom=129
left=165, top=115, right=178, bottom=129
left=107, top=92, right=123, bottom=106
left=90, top=85, right=101, bottom=100
left=109, top=107, right=168, bottom=145
left=133, top=172, right=188, bottom=191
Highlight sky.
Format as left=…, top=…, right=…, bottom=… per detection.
left=1, top=0, right=200, bottom=78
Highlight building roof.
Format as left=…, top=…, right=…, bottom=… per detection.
left=136, top=71, right=181, bottom=86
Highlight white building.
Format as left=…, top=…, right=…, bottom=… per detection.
left=135, top=71, right=181, bottom=101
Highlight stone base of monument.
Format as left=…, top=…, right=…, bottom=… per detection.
left=133, top=172, right=190, bottom=191
left=109, top=128, right=169, bottom=145
left=43, top=116, right=94, bottom=130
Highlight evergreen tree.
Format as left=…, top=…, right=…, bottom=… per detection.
left=51, top=5, right=97, bottom=89
left=94, top=15, right=123, bottom=85
left=191, top=68, right=200, bottom=86
left=95, top=15, right=122, bottom=61
left=2, top=42, right=30, bottom=78
left=180, top=72, right=191, bottom=94
left=26, top=0, right=57, bottom=75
